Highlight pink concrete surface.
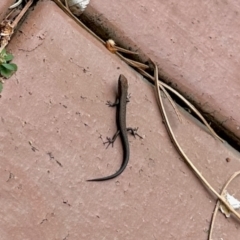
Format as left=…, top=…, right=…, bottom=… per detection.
left=82, top=0, right=240, bottom=146
left=0, top=1, right=240, bottom=239
left=0, top=0, right=15, bottom=22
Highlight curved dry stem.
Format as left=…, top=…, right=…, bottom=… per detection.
left=152, top=62, right=240, bottom=220
left=9, top=0, right=22, bottom=9
left=208, top=171, right=240, bottom=240
left=156, top=81, right=182, bottom=123
left=118, top=55, right=149, bottom=70
left=136, top=67, right=223, bottom=142
left=121, top=58, right=182, bottom=122
left=53, top=0, right=223, bottom=143
left=52, top=0, right=104, bottom=44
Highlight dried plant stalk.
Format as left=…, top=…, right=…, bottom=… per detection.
left=208, top=171, right=240, bottom=240
left=152, top=61, right=240, bottom=221
left=0, top=0, right=33, bottom=52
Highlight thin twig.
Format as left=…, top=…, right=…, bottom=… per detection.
left=0, top=0, right=33, bottom=52
left=9, top=0, right=23, bottom=9
left=11, top=0, right=33, bottom=28
left=52, top=0, right=225, bottom=140
left=106, top=39, right=139, bottom=55
left=118, top=56, right=182, bottom=122
left=208, top=171, right=240, bottom=240
left=118, top=54, right=149, bottom=69
left=64, top=0, right=69, bottom=10
left=114, top=46, right=139, bottom=55
left=52, top=0, right=104, bottom=44
left=136, top=67, right=223, bottom=142
left=53, top=0, right=224, bottom=142
left=152, top=61, right=240, bottom=220
left=52, top=1, right=148, bottom=68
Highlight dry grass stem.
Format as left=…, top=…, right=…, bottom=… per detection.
left=208, top=171, right=240, bottom=240
left=152, top=61, right=240, bottom=221
left=136, top=66, right=223, bottom=142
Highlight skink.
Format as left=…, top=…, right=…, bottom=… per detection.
left=87, top=74, right=130, bottom=181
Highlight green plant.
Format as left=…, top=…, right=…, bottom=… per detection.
left=0, top=80, right=3, bottom=93
left=0, top=48, right=18, bottom=93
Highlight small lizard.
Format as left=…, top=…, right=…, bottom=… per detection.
left=87, top=74, right=140, bottom=181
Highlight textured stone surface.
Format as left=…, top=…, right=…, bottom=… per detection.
left=0, top=0, right=15, bottom=22
left=0, top=1, right=240, bottom=239
left=82, top=0, right=240, bottom=145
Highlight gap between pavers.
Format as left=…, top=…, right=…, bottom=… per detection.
left=0, top=1, right=240, bottom=239
left=81, top=0, right=240, bottom=147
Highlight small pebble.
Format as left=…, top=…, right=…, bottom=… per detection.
left=226, top=157, right=231, bottom=162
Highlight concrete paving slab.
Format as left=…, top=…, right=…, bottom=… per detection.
left=1, top=1, right=240, bottom=239
left=0, top=0, right=15, bottom=22
left=82, top=0, right=240, bottom=146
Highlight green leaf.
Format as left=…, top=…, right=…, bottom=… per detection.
left=1, top=63, right=18, bottom=71
left=4, top=53, right=13, bottom=62
left=0, top=48, right=6, bottom=56
left=0, top=82, right=3, bottom=93
left=0, top=55, right=6, bottom=65
left=0, top=65, right=13, bottom=78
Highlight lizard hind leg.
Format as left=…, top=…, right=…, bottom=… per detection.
left=127, top=127, right=142, bottom=139
left=103, top=130, right=120, bottom=148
